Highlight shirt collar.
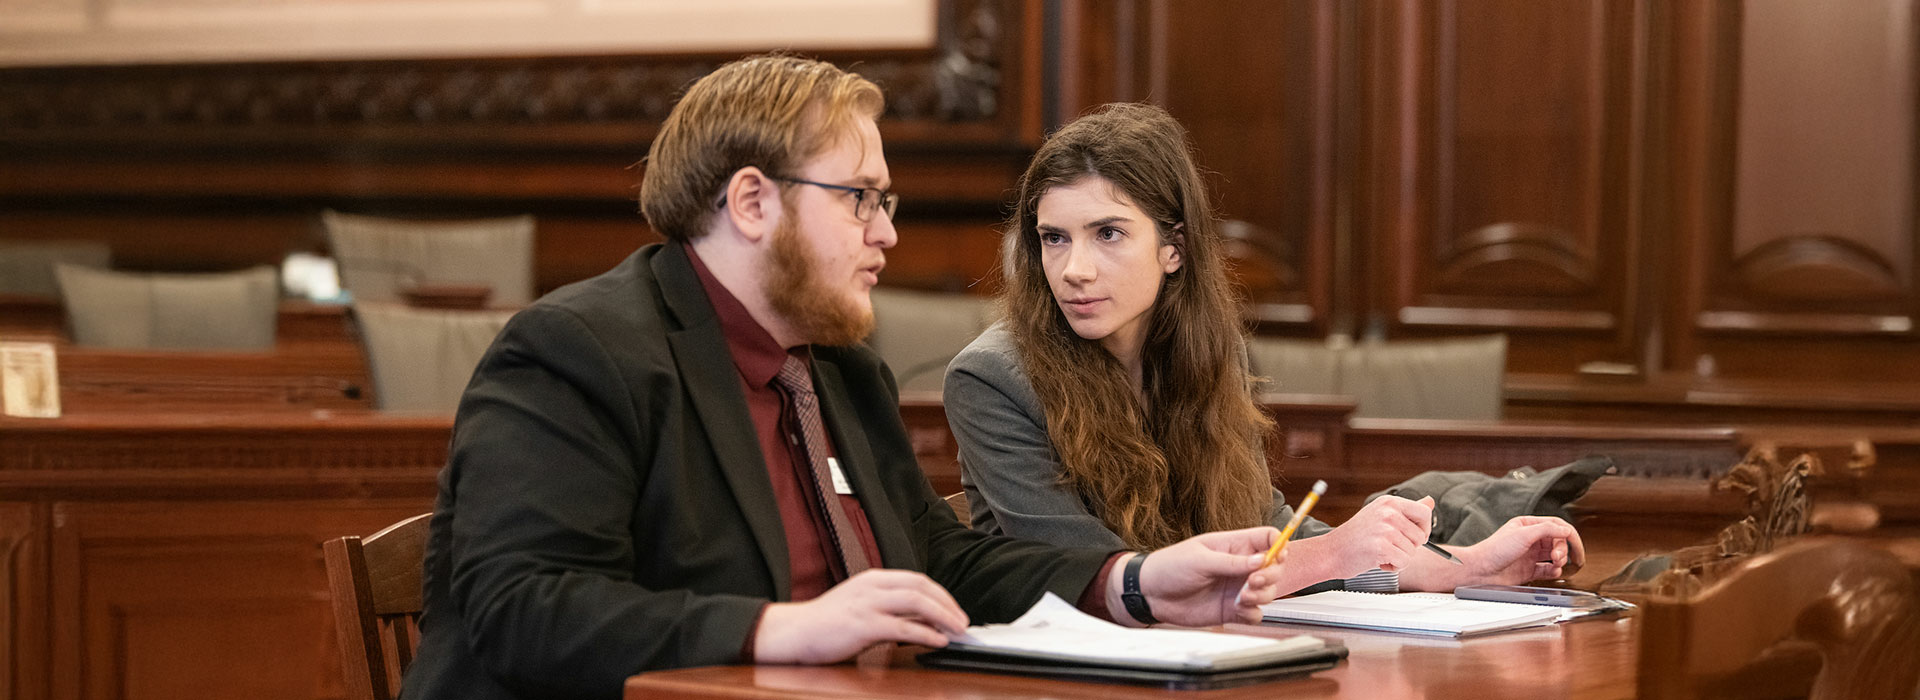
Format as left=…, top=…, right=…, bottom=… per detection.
left=683, top=242, right=806, bottom=388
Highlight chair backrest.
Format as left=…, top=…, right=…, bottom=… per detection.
left=352, top=302, right=516, bottom=413
left=54, top=263, right=279, bottom=350
left=322, top=209, right=536, bottom=306
left=1341, top=335, right=1506, bottom=420
left=866, top=287, right=998, bottom=394
left=1245, top=337, right=1344, bottom=395
left=324, top=513, right=432, bottom=700
left=1247, top=334, right=1506, bottom=420
left=0, top=240, right=111, bottom=297
left=1637, top=537, right=1920, bottom=700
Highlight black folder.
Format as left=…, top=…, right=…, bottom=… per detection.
left=916, top=641, right=1347, bottom=691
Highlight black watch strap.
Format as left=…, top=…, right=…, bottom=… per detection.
left=1120, top=552, right=1157, bottom=625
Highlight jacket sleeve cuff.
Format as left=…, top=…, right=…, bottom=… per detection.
left=739, top=602, right=769, bottom=662
left=1074, top=552, right=1128, bottom=623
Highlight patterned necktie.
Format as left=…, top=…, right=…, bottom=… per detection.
left=773, top=356, right=872, bottom=578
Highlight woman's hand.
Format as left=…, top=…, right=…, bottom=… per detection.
left=1292, top=495, right=1434, bottom=580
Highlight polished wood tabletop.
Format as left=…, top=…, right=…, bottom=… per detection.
left=624, top=613, right=1638, bottom=700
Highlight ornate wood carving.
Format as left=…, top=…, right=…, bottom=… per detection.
left=1637, top=537, right=1920, bottom=700
left=1599, top=444, right=1832, bottom=598
left=1706, top=444, right=1815, bottom=556
left=0, top=0, right=1015, bottom=146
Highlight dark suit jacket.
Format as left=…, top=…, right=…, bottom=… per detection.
left=402, top=243, right=1113, bottom=700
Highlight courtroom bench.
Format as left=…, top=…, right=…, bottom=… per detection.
left=1, top=295, right=373, bottom=413
left=0, top=411, right=447, bottom=700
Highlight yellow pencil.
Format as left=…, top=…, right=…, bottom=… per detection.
left=1261, top=480, right=1326, bottom=569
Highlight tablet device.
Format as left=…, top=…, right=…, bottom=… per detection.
left=917, top=643, right=1347, bottom=690
left=1454, top=584, right=1602, bottom=607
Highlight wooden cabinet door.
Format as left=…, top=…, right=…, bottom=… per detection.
left=1668, top=0, right=1920, bottom=383
left=46, top=500, right=426, bottom=700
left=1354, top=0, right=1655, bottom=375
left=1155, top=0, right=1342, bottom=334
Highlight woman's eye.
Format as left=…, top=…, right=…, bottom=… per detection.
left=1040, top=232, right=1065, bottom=246
left=1098, top=227, right=1124, bottom=241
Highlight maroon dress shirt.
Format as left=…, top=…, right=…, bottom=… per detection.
left=682, top=245, right=1122, bottom=661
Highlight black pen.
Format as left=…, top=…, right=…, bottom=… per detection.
left=1389, top=489, right=1465, bottom=566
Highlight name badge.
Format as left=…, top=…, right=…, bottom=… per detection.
left=827, top=457, right=855, bottom=496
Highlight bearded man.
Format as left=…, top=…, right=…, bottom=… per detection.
left=403, top=54, right=1292, bottom=700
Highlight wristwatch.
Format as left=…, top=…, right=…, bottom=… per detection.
left=1120, top=552, right=1157, bottom=625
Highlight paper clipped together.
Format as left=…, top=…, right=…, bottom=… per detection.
left=946, top=592, right=1325, bottom=672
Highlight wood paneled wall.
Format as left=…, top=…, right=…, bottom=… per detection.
left=1060, top=0, right=1920, bottom=415
left=5, top=0, right=1920, bottom=414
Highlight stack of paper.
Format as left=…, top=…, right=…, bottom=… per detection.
left=942, top=593, right=1327, bottom=671
left=1260, top=590, right=1562, bottom=637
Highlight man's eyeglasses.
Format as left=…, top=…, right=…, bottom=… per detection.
left=716, top=174, right=899, bottom=223
left=771, top=176, right=899, bottom=222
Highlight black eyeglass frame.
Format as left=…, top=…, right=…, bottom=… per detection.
left=714, top=174, right=900, bottom=222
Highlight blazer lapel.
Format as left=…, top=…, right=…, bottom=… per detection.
left=811, top=359, right=915, bottom=569
left=654, top=246, right=792, bottom=600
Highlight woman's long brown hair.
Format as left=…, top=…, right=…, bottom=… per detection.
left=1001, top=102, right=1274, bottom=550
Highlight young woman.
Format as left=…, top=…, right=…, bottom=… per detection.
left=943, top=103, right=1582, bottom=594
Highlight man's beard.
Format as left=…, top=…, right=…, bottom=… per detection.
left=762, top=217, right=874, bottom=347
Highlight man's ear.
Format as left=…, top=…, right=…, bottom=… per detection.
left=1161, top=225, right=1186, bottom=274
left=722, top=166, right=782, bottom=243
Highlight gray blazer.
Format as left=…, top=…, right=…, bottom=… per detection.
left=943, top=325, right=1335, bottom=548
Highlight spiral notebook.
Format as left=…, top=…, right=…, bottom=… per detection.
left=1260, top=590, right=1562, bottom=637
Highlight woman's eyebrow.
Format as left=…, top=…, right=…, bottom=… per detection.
left=1038, top=215, right=1133, bottom=234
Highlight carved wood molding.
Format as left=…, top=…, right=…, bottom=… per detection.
left=1731, top=235, right=1905, bottom=303
left=0, top=0, right=1016, bottom=148
left=1437, top=222, right=1598, bottom=296
left=0, top=503, right=28, bottom=699
left=0, top=416, right=450, bottom=497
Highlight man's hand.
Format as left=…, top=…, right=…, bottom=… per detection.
left=1403, top=515, right=1586, bottom=591
left=1109, top=526, right=1288, bottom=627
left=753, top=569, right=969, bottom=665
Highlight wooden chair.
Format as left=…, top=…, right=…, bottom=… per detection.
left=1637, top=537, right=1920, bottom=700
left=324, top=513, right=432, bottom=700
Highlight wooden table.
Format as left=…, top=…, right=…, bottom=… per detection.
left=624, top=614, right=1639, bottom=699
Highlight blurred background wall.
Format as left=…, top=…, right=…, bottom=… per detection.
left=2, top=0, right=1916, bottom=396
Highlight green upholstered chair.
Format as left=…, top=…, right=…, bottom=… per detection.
left=866, top=287, right=998, bottom=394
left=54, top=263, right=279, bottom=350
left=352, top=302, right=517, bottom=413
left=322, top=210, right=536, bottom=307
left=1249, top=334, right=1506, bottom=420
